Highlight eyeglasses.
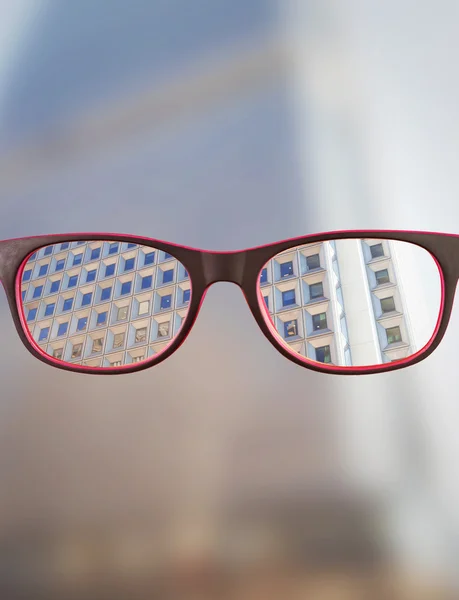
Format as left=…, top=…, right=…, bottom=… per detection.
left=0, top=230, right=454, bottom=375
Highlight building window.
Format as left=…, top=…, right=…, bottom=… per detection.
left=28, top=252, right=37, bottom=262
left=86, top=269, right=97, bottom=283
left=263, top=296, right=269, bottom=309
left=124, top=257, right=135, bottom=272
left=183, top=269, right=189, bottom=279
left=101, top=287, right=112, bottom=301
left=77, top=317, right=88, bottom=331
left=21, top=290, right=26, bottom=301
left=381, top=296, right=395, bottom=313
left=306, top=254, right=320, bottom=270
left=108, top=243, right=119, bottom=255
left=82, top=292, right=92, bottom=307
left=38, top=327, right=50, bottom=342
left=282, top=289, right=296, bottom=307
left=53, top=348, right=63, bottom=359
left=315, top=345, right=331, bottom=363
left=375, top=269, right=390, bottom=285
left=138, top=301, right=149, bottom=316
left=38, top=264, right=49, bottom=277
left=310, top=282, right=324, bottom=299
left=73, top=253, right=83, bottom=266
left=113, top=332, right=125, bottom=348
left=68, top=275, right=78, bottom=288
left=105, top=263, right=115, bottom=278
left=57, top=322, right=68, bottom=337
left=27, top=307, right=37, bottom=321
left=386, top=326, right=402, bottom=345
left=63, top=298, right=73, bottom=311
left=280, top=261, right=293, bottom=278
left=76, top=241, right=85, bottom=246
left=158, top=322, right=170, bottom=337
left=141, top=275, right=152, bottom=290
left=43, top=246, right=53, bottom=256
left=312, top=312, right=327, bottom=331
left=370, top=243, right=384, bottom=259
left=135, top=327, right=147, bottom=343
left=284, top=319, right=298, bottom=338
left=60, top=242, right=70, bottom=251
left=90, top=247, right=101, bottom=261
left=163, top=252, right=172, bottom=260
left=55, top=259, right=65, bottom=272
left=162, top=269, right=174, bottom=284
left=127, top=243, right=137, bottom=249
left=117, top=306, right=128, bottom=320
left=183, top=289, right=191, bottom=303
left=121, top=281, right=132, bottom=295
left=260, top=268, right=268, bottom=284
left=33, top=285, right=43, bottom=299
left=92, top=338, right=103, bottom=353
left=144, top=251, right=155, bottom=265
left=44, top=303, right=55, bottom=317
left=71, top=343, right=82, bottom=359
left=160, top=294, right=172, bottom=310
left=50, top=280, right=61, bottom=294
left=96, top=311, right=107, bottom=326
left=23, top=269, right=32, bottom=282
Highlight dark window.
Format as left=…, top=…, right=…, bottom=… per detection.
left=108, top=243, right=119, bottom=254
left=21, top=290, right=26, bottom=301
left=124, top=257, right=135, bottom=271
left=57, top=322, right=68, bottom=337
left=160, top=294, right=172, bottom=310
left=73, top=253, right=83, bottom=266
left=101, top=287, right=112, bottom=301
left=68, top=275, right=78, bottom=288
left=163, top=252, right=172, bottom=260
left=44, top=303, right=55, bottom=317
left=63, top=298, right=73, bottom=311
left=28, top=252, right=37, bottom=262
left=263, top=296, right=269, bottom=309
left=76, top=241, right=85, bottom=246
left=282, top=289, right=296, bottom=306
left=141, top=275, right=152, bottom=290
left=163, top=269, right=174, bottom=284
left=260, top=268, right=268, bottom=284
left=43, top=246, right=53, bottom=256
left=121, top=281, right=132, bottom=295
left=86, top=269, right=97, bottom=283
left=82, top=292, right=92, bottom=306
left=386, top=326, right=402, bottom=344
left=90, top=247, right=101, bottom=261
left=127, top=243, right=137, bottom=249
left=306, top=254, right=320, bottom=270
left=183, top=269, right=189, bottom=279
left=144, top=251, right=155, bottom=265
left=77, top=317, right=88, bottom=331
left=183, top=289, right=191, bottom=303
left=96, top=311, right=107, bottom=326
left=55, top=259, right=65, bottom=271
left=38, top=264, right=49, bottom=277
left=309, top=282, right=324, bottom=299
left=105, top=263, right=115, bottom=277
left=312, top=312, right=327, bottom=331
left=284, top=319, right=298, bottom=338
left=33, top=285, right=43, bottom=298
left=316, top=345, right=331, bottom=363
left=375, top=269, right=390, bottom=285
left=60, top=242, right=70, bottom=251
left=23, top=269, right=32, bottom=282
left=27, top=307, right=37, bottom=321
left=370, top=243, right=384, bottom=259
left=38, top=327, right=50, bottom=342
left=50, top=280, right=61, bottom=294
left=381, top=297, right=395, bottom=313
left=280, top=261, right=293, bottom=278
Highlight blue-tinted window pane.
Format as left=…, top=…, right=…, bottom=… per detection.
left=38, top=264, right=49, bottom=277
left=105, top=263, right=115, bottom=277
left=33, top=285, right=43, bottom=298
left=57, top=322, right=68, bottom=337
left=284, top=319, right=298, bottom=338
left=60, top=242, right=70, bottom=251
left=162, top=269, right=174, bottom=284
left=280, top=261, right=294, bottom=278
left=260, top=268, right=268, bottom=284
left=68, top=275, right=78, bottom=288
left=163, top=252, right=172, bottom=260
left=124, top=257, right=135, bottom=271
left=76, top=241, right=85, bottom=246
left=144, top=251, right=155, bottom=265
left=160, top=294, right=172, bottom=309
left=282, top=289, right=296, bottom=306
left=63, top=298, right=73, bottom=311
left=50, top=280, right=61, bottom=293
left=44, top=303, right=55, bottom=317
left=73, top=254, right=83, bottom=266
left=141, top=275, right=152, bottom=290
left=101, top=287, right=112, bottom=301
left=43, top=246, right=53, bottom=256
left=97, top=311, right=107, bottom=326
left=21, top=290, right=26, bottom=300
left=184, top=269, right=189, bottom=279
left=263, top=296, right=269, bottom=309
left=77, top=317, right=88, bottom=331
left=316, top=345, right=331, bottom=363
left=28, top=252, right=37, bottom=262
left=108, top=243, right=119, bottom=254
left=306, top=254, right=320, bottom=270
left=23, top=269, right=32, bottom=282
left=86, top=269, right=97, bottom=283
left=55, top=259, right=65, bottom=271
left=90, top=247, right=101, bottom=261
left=127, top=243, right=137, bottom=249
left=82, top=292, right=92, bottom=306
left=312, top=313, right=327, bottom=330
left=183, top=289, right=191, bottom=303
left=27, top=307, right=37, bottom=321
left=121, top=281, right=132, bottom=295
left=38, top=327, right=49, bottom=341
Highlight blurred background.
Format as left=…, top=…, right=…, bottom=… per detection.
left=1, top=1, right=459, bottom=598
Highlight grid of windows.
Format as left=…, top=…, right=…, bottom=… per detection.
left=21, top=241, right=191, bottom=366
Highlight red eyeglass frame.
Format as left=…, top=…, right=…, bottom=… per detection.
left=0, top=230, right=456, bottom=375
